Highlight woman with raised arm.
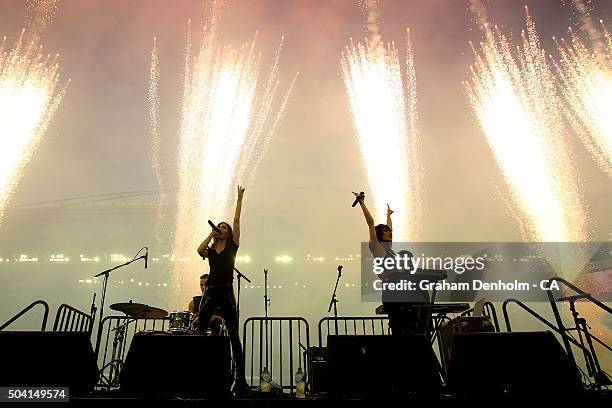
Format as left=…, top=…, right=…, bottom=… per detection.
left=197, top=185, right=248, bottom=394
left=353, top=191, right=429, bottom=336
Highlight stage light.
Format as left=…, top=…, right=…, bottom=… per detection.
left=236, top=255, right=251, bottom=264
left=275, top=255, right=293, bottom=264
left=50, top=254, right=69, bottom=263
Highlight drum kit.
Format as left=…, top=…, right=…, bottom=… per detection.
left=110, top=301, right=198, bottom=335
left=98, top=302, right=198, bottom=388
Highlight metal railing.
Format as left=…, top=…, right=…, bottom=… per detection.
left=243, top=317, right=309, bottom=393
left=317, top=316, right=389, bottom=347
left=0, top=300, right=49, bottom=332
left=53, top=304, right=94, bottom=334
left=96, top=315, right=170, bottom=389
left=502, top=296, right=610, bottom=387
left=546, top=277, right=611, bottom=387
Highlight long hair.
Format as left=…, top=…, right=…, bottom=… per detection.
left=375, top=224, right=391, bottom=242
left=212, top=222, right=234, bottom=246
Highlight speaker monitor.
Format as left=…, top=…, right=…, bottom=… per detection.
left=0, top=331, right=98, bottom=395
left=306, top=346, right=329, bottom=395
left=327, top=335, right=441, bottom=398
left=120, top=333, right=231, bottom=398
left=447, top=331, right=582, bottom=396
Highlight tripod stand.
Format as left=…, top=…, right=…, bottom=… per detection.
left=98, top=317, right=136, bottom=389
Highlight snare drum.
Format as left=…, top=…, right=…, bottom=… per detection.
left=168, top=311, right=194, bottom=334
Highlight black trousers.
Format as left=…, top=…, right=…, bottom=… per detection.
left=198, top=286, right=246, bottom=386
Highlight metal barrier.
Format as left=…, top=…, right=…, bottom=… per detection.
left=317, top=316, right=389, bottom=347
left=96, top=315, right=170, bottom=389
left=243, top=317, right=309, bottom=393
left=502, top=298, right=610, bottom=387
left=53, top=304, right=94, bottom=334
left=545, top=277, right=611, bottom=387
left=460, top=301, right=501, bottom=332
left=0, top=300, right=49, bottom=331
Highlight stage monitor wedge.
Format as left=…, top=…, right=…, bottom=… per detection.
left=327, top=334, right=442, bottom=399
left=0, top=331, right=98, bottom=396
left=447, top=331, right=582, bottom=397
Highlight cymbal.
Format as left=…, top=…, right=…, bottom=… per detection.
left=110, top=302, right=168, bottom=319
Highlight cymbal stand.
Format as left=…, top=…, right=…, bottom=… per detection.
left=98, top=316, right=134, bottom=389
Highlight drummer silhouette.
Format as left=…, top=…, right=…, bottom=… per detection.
left=188, top=274, right=223, bottom=335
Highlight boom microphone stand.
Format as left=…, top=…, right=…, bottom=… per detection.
left=93, top=247, right=147, bottom=360
left=233, top=267, right=252, bottom=328
left=328, top=265, right=343, bottom=335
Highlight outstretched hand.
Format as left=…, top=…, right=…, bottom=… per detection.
left=237, top=185, right=245, bottom=199
left=352, top=191, right=365, bottom=201
left=387, top=204, right=394, bottom=216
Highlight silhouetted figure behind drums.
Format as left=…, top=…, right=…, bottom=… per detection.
left=197, top=185, right=248, bottom=393
left=353, top=191, right=430, bottom=335
left=188, top=274, right=223, bottom=336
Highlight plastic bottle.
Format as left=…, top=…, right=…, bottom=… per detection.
left=260, top=367, right=271, bottom=393
left=295, top=367, right=305, bottom=398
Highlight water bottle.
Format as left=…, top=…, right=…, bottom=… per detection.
left=295, top=367, right=305, bottom=398
left=260, top=367, right=271, bottom=393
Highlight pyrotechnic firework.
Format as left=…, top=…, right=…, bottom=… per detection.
left=148, top=36, right=166, bottom=247
left=0, top=29, right=68, bottom=225
left=341, top=2, right=421, bottom=241
left=553, top=24, right=612, bottom=177
left=168, top=11, right=296, bottom=304
left=464, top=7, right=588, bottom=243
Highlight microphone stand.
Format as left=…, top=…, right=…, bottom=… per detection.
left=328, top=265, right=343, bottom=335
left=264, top=269, right=270, bottom=371
left=93, top=251, right=147, bottom=361
left=233, top=267, right=252, bottom=329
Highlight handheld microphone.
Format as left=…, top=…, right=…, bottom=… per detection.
left=144, top=247, right=148, bottom=269
left=352, top=192, right=364, bottom=207
left=208, top=220, right=221, bottom=233
left=337, top=265, right=343, bottom=276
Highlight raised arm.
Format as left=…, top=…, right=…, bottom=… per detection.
left=353, top=191, right=384, bottom=257
left=386, top=204, right=394, bottom=231
left=197, top=230, right=216, bottom=259
left=233, top=185, right=245, bottom=246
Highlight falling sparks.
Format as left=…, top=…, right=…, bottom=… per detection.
left=341, top=1, right=421, bottom=240
left=0, top=29, right=68, bottom=225
left=553, top=23, right=612, bottom=177
left=149, top=36, right=161, bottom=190
left=464, top=8, right=588, bottom=243
left=148, top=36, right=166, bottom=247
left=168, top=9, right=296, bottom=305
